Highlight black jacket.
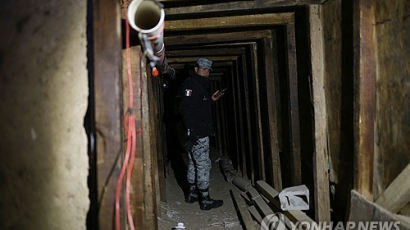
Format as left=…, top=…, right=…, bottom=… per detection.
left=180, top=71, right=213, bottom=138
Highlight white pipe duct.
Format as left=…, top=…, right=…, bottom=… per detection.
left=127, top=0, right=175, bottom=78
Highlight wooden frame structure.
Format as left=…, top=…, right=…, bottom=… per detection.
left=91, top=1, right=351, bottom=228
left=165, top=23, right=302, bottom=191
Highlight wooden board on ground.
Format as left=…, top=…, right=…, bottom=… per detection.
left=349, top=190, right=410, bottom=230
left=248, top=187, right=274, bottom=217
left=255, top=180, right=314, bottom=224
left=231, top=189, right=258, bottom=230
left=249, top=206, right=263, bottom=224
left=376, top=164, right=410, bottom=213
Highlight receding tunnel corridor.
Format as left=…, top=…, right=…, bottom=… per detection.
left=1, top=0, right=410, bottom=229
left=157, top=12, right=314, bottom=227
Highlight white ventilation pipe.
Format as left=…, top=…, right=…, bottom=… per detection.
left=127, top=0, right=174, bottom=77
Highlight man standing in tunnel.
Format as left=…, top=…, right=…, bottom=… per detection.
left=180, top=57, right=225, bottom=210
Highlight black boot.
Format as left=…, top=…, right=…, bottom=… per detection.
left=185, top=183, right=199, bottom=203
left=199, top=188, right=223, bottom=210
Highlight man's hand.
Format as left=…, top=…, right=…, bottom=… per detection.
left=212, top=90, right=225, bottom=101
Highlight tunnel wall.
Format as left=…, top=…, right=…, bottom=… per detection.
left=374, top=0, right=410, bottom=207
left=321, top=0, right=355, bottom=220
left=321, top=0, right=410, bottom=218
left=322, top=0, right=343, bottom=185
left=0, top=0, right=89, bottom=229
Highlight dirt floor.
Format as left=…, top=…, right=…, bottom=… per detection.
left=157, top=149, right=243, bottom=230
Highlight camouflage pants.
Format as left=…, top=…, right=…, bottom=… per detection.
left=186, top=137, right=211, bottom=190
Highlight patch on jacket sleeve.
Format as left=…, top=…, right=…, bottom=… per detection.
left=185, top=89, right=192, bottom=96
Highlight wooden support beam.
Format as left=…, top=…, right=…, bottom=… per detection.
left=93, top=0, right=122, bottom=228
left=309, top=5, right=331, bottom=221
left=165, top=13, right=293, bottom=31
left=233, top=61, right=249, bottom=178
left=240, top=53, right=257, bottom=182
left=249, top=42, right=268, bottom=184
left=167, top=56, right=238, bottom=63
left=166, top=47, right=247, bottom=57
left=220, top=73, right=230, bottom=155
left=170, top=61, right=234, bottom=69
left=165, top=30, right=272, bottom=46
left=165, top=0, right=321, bottom=16
left=229, top=68, right=243, bottom=173
left=353, top=0, right=376, bottom=200
left=263, top=37, right=283, bottom=191
left=376, top=164, right=410, bottom=213
left=140, top=54, right=159, bottom=229
left=285, top=22, right=302, bottom=186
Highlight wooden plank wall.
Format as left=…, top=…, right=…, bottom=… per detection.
left=372, top=0, right=410, bottom=215
left=353, top=0, right=376, bottom=201
left=309, top=5, right=331, bottom=222
left=121, top=46, right=162, bottom=230
left=319, top=0, right=410, bottom=221
left=93, top=0, right=123, bottom=228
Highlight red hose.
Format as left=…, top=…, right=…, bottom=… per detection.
left=114, top=2, right=140, bottom=230
left=115, top=114, right=133, bottom=230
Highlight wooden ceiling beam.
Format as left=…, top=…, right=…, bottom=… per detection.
left=166, top=47, right=247, bottom=57
left=165, top=30, right=272, bottom=46
left=168, top=56, right=238, bottom=63
left=165, top=13, right=293, bottom=31
left=170, top=61, right=234, bottom=69
left=165, top=0, right=321, bottom=16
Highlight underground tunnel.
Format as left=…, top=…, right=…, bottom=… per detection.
left=0, top=0, right=409, bottom=229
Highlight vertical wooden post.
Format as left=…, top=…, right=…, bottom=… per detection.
left=353, top=0, right=376, bottom=201
left=234, top=61, right=249, bottom=179
left=141, top=57, right=158, bottom=229
left=241, top=54, right=256, bottom=182
left=250, top=43, right=268, bottom=184
left=286, top=22, right=302, bottom=185
left=309, top=5, right=331, bottom=221
left=93, top=0, right=122, bottom=228
left=229, top=67, right=242, bottom=172
left=263, top=37, right=283, bottom=191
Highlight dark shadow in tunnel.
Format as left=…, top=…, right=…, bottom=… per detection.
left=85, top=0, right=98, bottom=228
left=333, top=0, right=354, bottom=221
left=163, top=65, right=192, bottom=197
left=295, top=7, right=316, bottom=219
